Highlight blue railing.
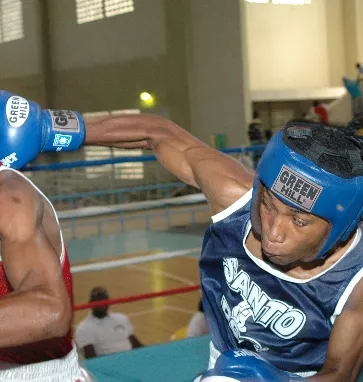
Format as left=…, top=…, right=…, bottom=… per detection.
left=22, top=144, right=266, bottom=239
left=24, top=145, right=266, bottom=172
left=61, top=204, right=209, bottom=240
left=49, top=182, right=186, bottom=208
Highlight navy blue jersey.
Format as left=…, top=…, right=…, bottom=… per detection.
left=200, top=190, right=363, bottom=373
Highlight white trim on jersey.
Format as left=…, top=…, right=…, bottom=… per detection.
left=212, top=189, right=253, bottom=223
left=211, top=186, right=362, bottom=284
left=330, top=267, right=363, bottom=324
left=0, top=168, right=65, bottom=264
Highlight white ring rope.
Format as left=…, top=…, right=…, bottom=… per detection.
left=71, top=247, right=201, bottom=274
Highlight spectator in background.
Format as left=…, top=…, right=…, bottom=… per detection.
left=356, top=62, right=363, bottom=83
left=75, top=287, right=143, bottom=359
left=343, top=73, right=363, bottom=117
left=305, top=101, right=327, bottom=123
left=186, top=299, right=209, bottom=338
left=248, top=111, right=264, bottom=168
left=248, top=111, right=263, bottom=144
left=312, top=100, right=329, bottom=124
left=264, top=126, right=273, bottom=141
left=248, top=110, right=272, bottom=141
left=354, top=63, right=363, bottom=116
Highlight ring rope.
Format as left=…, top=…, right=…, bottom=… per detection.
left=73, top=284, right=201, bottom=311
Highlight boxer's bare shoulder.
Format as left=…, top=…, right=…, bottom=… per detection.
left=0, top=169, right=71, bottom=348
left=0, top=170, right=42, bottom=242
left=0, top=170, right=62, bottom=259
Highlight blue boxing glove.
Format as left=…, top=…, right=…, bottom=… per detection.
left=0, top=90, right=85, bottom=169
left=198, top=350, right=306, bottom=382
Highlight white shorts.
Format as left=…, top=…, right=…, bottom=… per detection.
left=0, top=345, right=94, bottom=381
left=208, top=341, right=220, bottom=369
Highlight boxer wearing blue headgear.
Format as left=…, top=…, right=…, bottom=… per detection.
left=81, top=114, right=363, bottom=381
left=3, top=91, right=363, bottom=381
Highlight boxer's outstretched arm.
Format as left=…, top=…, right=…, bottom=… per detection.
left=0, top=171, right=72, bottom=347
left=308, top=279, right=363, bottom=382
left=85, top=115, right=255, bottom=214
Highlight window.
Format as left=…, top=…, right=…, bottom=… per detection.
left=246, top=0, right=311, bottom=4
left=271, top=0, right=311, bottom=4
left=83, top=110, right=144, bottom=180
left=76, top=0, right=134, bottom=24
left=0, top=0, right=23, bottom=43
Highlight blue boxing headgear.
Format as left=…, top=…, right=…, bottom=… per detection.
left=251, top=121, right=363, bottom=259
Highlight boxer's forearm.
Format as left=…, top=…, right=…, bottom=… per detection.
left=84, top=114, right=176, bottom=150
left=0, top=287, right=71, bottom=347
left=308, top=370, right=354, bottom=382
left=84, top=114, right=207, bottom=188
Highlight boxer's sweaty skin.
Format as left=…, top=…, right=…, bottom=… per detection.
left=0, top=170, right=72, bottom=347
left=85, top=114, right=254, bottom=215
left=84, top=115, right=363, bottom=381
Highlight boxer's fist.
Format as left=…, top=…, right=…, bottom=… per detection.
left=0, top=90, right=85, bottom=169
left=199, top=350, right=306, bottom=382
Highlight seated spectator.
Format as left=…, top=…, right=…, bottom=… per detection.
left=265, top=127, right=272, bottom=141
left=248, top=111, right=264, bottom=144
left=75, top=287, right=143, bottom=359
left=356, top=62, right=363, bottom=82
left=312, top=100, right=329, bottom=124
left=186, top=299, right=209, bottom=337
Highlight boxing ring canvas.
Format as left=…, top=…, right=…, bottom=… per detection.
left=84, top=335, right=363, bottom=382
left=85, top=335, right=211, bottom=382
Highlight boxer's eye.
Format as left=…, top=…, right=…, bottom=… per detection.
left=292, top=216, right=307, bottom=227
left=261, top=197, right=273, bottom=211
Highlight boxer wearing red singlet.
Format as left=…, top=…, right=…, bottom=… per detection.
left=0, top=167, right=93, bottom=381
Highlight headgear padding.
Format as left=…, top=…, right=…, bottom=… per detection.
left=251, top=121, right=363, bottom=259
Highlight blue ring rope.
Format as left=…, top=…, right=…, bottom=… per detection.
left=23, top=145, right=266, bottom=172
